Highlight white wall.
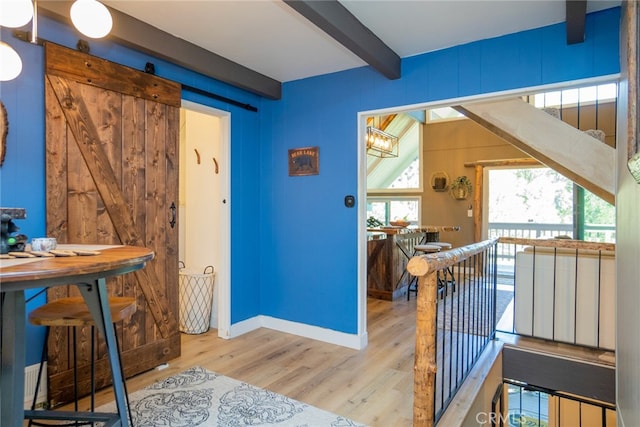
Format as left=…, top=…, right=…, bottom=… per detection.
left=179, top=108, right=223, bottom=328
left=616, top=11, right=640, bottom=424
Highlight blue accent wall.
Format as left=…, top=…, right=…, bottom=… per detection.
left=258, top=7, right=620, bottom=334
left=0, top=7, right=620, bottom=364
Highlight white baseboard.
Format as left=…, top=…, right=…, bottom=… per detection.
left=24, top=363, right=47, bottom=409
left=227, top=316, right=263, bottom=338
left=227, top=315, right=367, bottom=350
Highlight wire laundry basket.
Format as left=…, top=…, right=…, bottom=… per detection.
left=178, top=262, right=215, bottom=334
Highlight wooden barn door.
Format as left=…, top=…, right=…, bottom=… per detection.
left=43, top=42, right=181, bottom=406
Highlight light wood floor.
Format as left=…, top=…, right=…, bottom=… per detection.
left=68, top=297, right=418, bottom=427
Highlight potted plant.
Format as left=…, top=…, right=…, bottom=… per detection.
left=450, top=175, right=473, bottom=200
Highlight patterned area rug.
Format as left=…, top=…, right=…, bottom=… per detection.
left=99, top=366, right=367, bottom=427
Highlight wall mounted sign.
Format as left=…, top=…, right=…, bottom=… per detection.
left=288, top=146, right=319, bottom=176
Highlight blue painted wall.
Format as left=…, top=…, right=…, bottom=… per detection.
left=0, top=7, right=620, bottom=364
left=258, top=7, right=620, bottom=334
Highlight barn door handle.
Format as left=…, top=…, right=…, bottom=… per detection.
left=169, top=202, right=176, bottom=228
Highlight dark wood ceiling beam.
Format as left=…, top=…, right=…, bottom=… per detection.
left=284, top=0, right=401, bottom=80
left=37, top=1, right=282, bottom=100
left=566, top=0, right=587, bottom=44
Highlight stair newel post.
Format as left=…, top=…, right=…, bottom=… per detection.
left=413, top=268, right=438, bottom=426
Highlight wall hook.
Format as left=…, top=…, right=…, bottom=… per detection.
left=194, top=148, right=200, bottom=164
left=212, top=157, right=219, bottom=174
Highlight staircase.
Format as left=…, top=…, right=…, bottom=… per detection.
left=454, top=97, right=616, bottom=204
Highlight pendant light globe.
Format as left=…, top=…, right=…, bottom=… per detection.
left=70, top=0, right=112, bottom=39
left=0, top=0, right=33, bottom=28
left=0, top=41, right=23, bottom=81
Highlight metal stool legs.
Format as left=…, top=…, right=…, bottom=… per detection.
left=28, top=296, right=137, bottom=426
left=29, top=324, right=133, bottom=426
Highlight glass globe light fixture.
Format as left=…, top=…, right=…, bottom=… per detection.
left=70, top=0, right=113, bottom=39
left=0, top=0, right=34, bottom=28
left=0, top=41, right=23, bottom=81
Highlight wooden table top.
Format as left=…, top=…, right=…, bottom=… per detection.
left=367, top=225, right=461, bottom=235
left=0, top=245, right=154, bottom=292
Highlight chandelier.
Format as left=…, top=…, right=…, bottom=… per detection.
left=366, top=125, right=399, bottom=158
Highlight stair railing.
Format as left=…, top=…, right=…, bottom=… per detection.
left=408, top=238, right=499, bottom=426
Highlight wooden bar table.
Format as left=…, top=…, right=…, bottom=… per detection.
left=0, top=244, right=154, bottom=427
left=367, top=226, right=460, bottom=300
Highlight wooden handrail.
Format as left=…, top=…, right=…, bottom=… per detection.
left=407, top=238, right=499, bottom=276
left=410, top=237, right=498, bottom=426
left=498, top=237, right=615, bottom=252
left=411, top=236, right=615, bottom=425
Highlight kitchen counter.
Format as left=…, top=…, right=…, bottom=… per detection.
left=367, top=225, right=461, bottom=235
left=367, top=231, right=387, bottom=241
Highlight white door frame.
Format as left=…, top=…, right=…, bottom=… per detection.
left=181, top=100, right=231, bottom=338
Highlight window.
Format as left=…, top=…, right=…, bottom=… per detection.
left=367, top=116, right=422, bottom=191
left=487, top=167, right=615, bottom=243
left=426, top=106, right=466, bottom=123
left=532, top=83, right=617, bottom=108
left=366, top=197, right=420, bottom=226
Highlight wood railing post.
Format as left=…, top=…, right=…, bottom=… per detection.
left=413, top=271, right=438, bottom=426
left=409, top=238, right=498, bottom=423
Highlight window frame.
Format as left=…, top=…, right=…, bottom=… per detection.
left=366, top=195, right=422, bottom=226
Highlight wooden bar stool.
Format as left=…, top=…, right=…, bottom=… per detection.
left=430, top=242, right=456, bottom=293
left=408, top=244, right=441, bottom=300
left=430, top=241, right=452, bottom=250
left=28, top=296, right=136, bottom=426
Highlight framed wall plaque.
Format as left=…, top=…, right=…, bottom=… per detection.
left=288, top=146, right=319, bottom=176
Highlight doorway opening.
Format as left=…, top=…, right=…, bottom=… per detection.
left=359, top=76, right=618, bottom=341
left=179, top=100, right=231, bottom=338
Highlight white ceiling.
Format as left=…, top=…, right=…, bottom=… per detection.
left=103, top=0, right=621, bottom=83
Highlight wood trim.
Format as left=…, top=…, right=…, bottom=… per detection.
left=498, top=236, right=615, bottom=252
left=627, top=0, right=638, bottom=160
left=464, top=158, right=541, bottom=242
left=44, top=42, right=181, bottom=107
left=463, top=158, right=540, bottom=168
left=625, top=0, right=640, bottom=181
left=473, top=165, right=483, bottom=243
left=46, top=74, right=175, bottom=338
